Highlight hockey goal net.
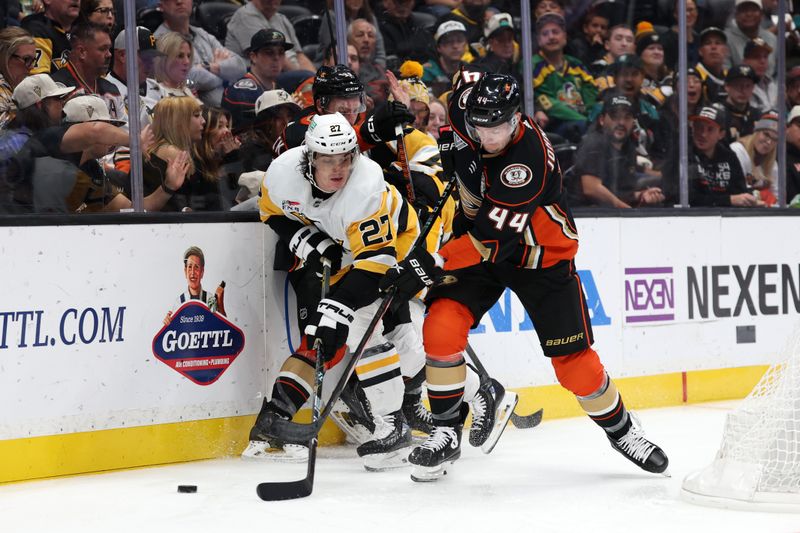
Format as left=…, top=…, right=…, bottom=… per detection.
left=681, top=325, right=800, bottom=512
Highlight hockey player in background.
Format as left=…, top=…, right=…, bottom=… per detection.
left=248, top=113, right=413, bottom=470
left=381, top=71, right=669, bottom=481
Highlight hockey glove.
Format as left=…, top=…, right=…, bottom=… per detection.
left=379, top=247, right=440, bottom=301
left=360, top=101, right=415, bottom=145
left=305, top=298, right=355, bottom=363
left=437, top=126, right=456, bottom=179
left=384, top=165, right=441, bottom=210
left=289, top=225, right=343, bottom=274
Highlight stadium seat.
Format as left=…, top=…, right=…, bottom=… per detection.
left=278, top=5, right=312, bottom=20
left=196, top=2, right=239, bottom=41
left=137, top=7, right=164, bottom=33
left=294, top=14, right=322, bottom=46
left=410, top=11, right=437, bottom=32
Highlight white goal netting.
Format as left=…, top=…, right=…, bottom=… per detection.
left=682, top=325, right=800, bottom=512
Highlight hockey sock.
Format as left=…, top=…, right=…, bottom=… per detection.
left=425, top=355, right=466, bottom=425
left=270, top=354, right=315, bottom=419
left=576, top=374, right=631, bottom=440
left=355, top=342, right=404, bottom=415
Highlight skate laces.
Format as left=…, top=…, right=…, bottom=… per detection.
left=471, top=390, right=489, bottom=430
left=616, top=417, right=655, bottom=462
left=373, top=415, right=397, bottom=440
left=414, top=400, right=433, bottom=424
left=420, top=426, right=458, bottom=452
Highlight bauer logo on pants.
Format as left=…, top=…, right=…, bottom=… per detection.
left=153, top=302, right=245, bottom=385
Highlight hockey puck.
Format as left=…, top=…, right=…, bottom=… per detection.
left=177, top=485, right=197, bottom=493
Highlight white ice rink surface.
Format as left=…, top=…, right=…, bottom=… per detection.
left=3, top=401, right=800, bottom=533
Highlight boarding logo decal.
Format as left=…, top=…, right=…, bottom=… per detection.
left=500, top=164, right=532, bottom=188
left=153, top=245, right=244, bottom=385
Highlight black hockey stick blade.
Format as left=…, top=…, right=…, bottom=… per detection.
left=510, top=408, right=544, bottom=429
left=256, top=437, right=318, bottom=501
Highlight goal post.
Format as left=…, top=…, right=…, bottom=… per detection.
left=681, top=326, right=800, bottom=512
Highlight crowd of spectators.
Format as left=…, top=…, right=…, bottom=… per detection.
left=1, top=0, right=800, bottom=214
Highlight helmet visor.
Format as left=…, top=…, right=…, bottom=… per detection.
left=322, top=94, right=367, bottom=120
left=466, top=114, right=518, bottom=145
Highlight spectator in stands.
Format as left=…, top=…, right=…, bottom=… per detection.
left=696, top=27, right=730, bottom=103
left=418, top=0, right=458, bottom=20
left=786, top=106, right=800, bottom=204
left=730, top=110, right=778, bottom=205
left=472, top=12, right=517, bottom=77
left=51, top=22, right=124, bottom=122
left=21, top=0, right=79, bottom=73
left=143, top=95, right=224, bottom=211
left=566, top=6, right=608, bottom=67
left=225, top=0, right=315, bottom=73
left=725, top=0, right=776, bottom=75
left=660, top=0, right=700, bottom=70
left=223, top=29, right=289, bottom=134
left=378, top=0, right=437, bottom=66
left=742, top=37, right=776, bottom=111
left=788, top=67, right=800, bottom=110
left=0, top=26, right=36, bottom=128
left=317, top=0, right=385, bottom=67
left=684, top=104, right=762, bottom=207
left=77, top=0, right=114, bottom=33
left=660, top=67, right=706, bottom=146
left=438, top=0, right=491, bottom=46
left=423, top=20, right=469, bottom=97
left=147, top=31, right=196, bottom=103
left=197, top=106, right=239, bottom=205
left=636, top=22, right=670, bottom=107
left=389, top=61, right=431, bottom=132
left=105, top=27, right=160, bottom=107
left=721, top=64, right=759, bottom=143
left=237, top=89, right=299, bottom=174
left=592, top=24, right=634, bottom=93
left=426, top=97, right=446, bottom=140
left=532, top=13, right=597, bottom=143
left=155, top=0, right=246, bottom=108
left=576, top=93, right=665, bottom=208
left=349, top=18, right=387, bottom=103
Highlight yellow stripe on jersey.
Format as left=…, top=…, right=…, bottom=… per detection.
left=346, top=189, right=396, bottom=275
left=258, top=179, right=282, bottom=222
left=31, top=37, right=53, bottom=74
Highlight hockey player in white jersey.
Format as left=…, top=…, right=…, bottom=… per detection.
left=246, top=113, right=413, bottom=470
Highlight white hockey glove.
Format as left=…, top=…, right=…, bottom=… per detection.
left=289, top=225, right=343, bottom=274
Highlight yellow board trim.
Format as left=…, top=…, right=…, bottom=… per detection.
left=0, top=365, right=769, bottom=485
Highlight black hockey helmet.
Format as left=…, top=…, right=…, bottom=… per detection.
left=465, top=73, right=521, bottom=128
left=312, top=64, right=365, bottom=111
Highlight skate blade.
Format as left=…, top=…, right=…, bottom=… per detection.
left=363, top=446, right=413, bottom=472
left=481, top=391, right=519, bottom=455
left=330, top=410, right=373, bottom=445
left=241, top=441, right=308, bottom=463
left=410, top=461, right=454, bottom=482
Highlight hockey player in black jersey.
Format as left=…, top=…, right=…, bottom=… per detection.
left=381, top=71, right=669, bottom=481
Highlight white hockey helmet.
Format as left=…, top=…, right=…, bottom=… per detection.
left=305, top=112, right=359, bottom=155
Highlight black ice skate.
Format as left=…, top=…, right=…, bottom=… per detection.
left=356, top=410, right=413, bottom=471
left=402, top=392, right=435, bottom=435
left=242, top=401, right=308, bottom=462
left=469, top=378, right=518, bottom=454
left=409, top=424, right=463, bottom=482
left=608, top=414, right=670, bottom=475
left=330, top=377, right=377, bottom=445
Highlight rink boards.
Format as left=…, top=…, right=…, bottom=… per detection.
left=1, top=214, right=799, bottom=483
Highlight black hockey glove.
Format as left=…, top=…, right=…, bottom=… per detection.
left=360, top=101, right=415, bottom=145
left=289, top=225, right=343, bottom=274
left=305, top=298, right=354, bottom=362
left=384, top=166, right=441, bottom=210
left=379, top=247, right=439, bottom=302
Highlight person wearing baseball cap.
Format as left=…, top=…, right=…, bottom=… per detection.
left=531, top=11, right=597, bottom=143
left=423, top=21, right=469, bottom=96
left=235, top=89, right=301, bottom=176
left=695, top=27, right=729, bottom=103
left=106, top=27, right=163, bottom=100
left=725, top=0, right=777, bottom=76
left=786, top=106, right=800, bottom=204
left=11, top=73, right=73, bottom=116
left=222, top=29, right=292, bottom=133
left=722, top=64, right=760, bottom=143
left=742, top=37, right=776, bottom=112
left=472, top=13, right=517, bottom=76
left=685, top=103, right=762, bottom=207
left=575, top=91, right=665, bottom=208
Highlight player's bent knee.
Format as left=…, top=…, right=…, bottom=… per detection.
left=551, top=347, right=606, bottom=397
left=423, top=298, right=472, bottom=359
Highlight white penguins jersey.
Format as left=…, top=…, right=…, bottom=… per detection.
left=258, top=145, right=400, bottom=279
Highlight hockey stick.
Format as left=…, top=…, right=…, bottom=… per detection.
left=464, top=343, right=543, bottom=430
left=261, top=172, right=460, bottom=445
left=394, top=124, right=415, bottom=205
left=256, top=260, right=332, bottom=501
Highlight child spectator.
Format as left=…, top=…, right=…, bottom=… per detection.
left=426, top=97, right=447, bottom=140
left=566, top=7, right=608, bottom=67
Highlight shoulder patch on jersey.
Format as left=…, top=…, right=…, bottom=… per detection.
left=500, top=164, right=533, bottom=188
left=233, top=78, right=258, bottom=90
left=281, top=199, right=302, bottom=213
left=458, top=86, right=473, bottom=110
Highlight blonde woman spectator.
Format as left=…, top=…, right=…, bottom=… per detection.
left=0, top=27, right=36, bottom=129
left=730, top=111, right=778, bottom=205
left=146, top=32, right=197, bottom=104
left=144, top=96, right=225, bottom=212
